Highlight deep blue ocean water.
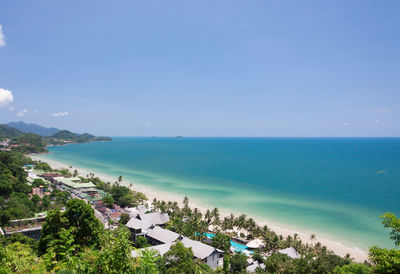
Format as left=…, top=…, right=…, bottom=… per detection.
left=41, top=137, right=400, bottom=249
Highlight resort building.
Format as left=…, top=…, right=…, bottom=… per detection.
left=1, top=216, right=46, bottom=240
left=279, top=247, right=300, bottom=259
left=125, top=205, right=148, bottom=216
left=145, top=226, right=181, bottom=245
left=180, top=237, right=224, bottom=269
left=126, top=218, right=154, bottom=241
left=56, top=177, right=95, bottom=190
left=136, top=212, right=170, bottom=226
left=41, top=173, right=63, bottom=184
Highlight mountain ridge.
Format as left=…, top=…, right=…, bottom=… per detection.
left=6, top=121, right=59, bottom=136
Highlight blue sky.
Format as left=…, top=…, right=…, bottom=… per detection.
left=0, top=0, right=399, bottom=137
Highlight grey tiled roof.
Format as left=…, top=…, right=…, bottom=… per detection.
left=181, top=237, right=223, bottom=260
left=146, top=226, right=179, bottom=243
left=138, top=212, right=170, bottom=225
left=126, top=218, right=153, bottom=230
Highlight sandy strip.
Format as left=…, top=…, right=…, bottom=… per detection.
left=30, top=155, right=369, bottom=262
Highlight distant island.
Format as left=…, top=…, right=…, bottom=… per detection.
left=0, top=121, right=112, bottom=154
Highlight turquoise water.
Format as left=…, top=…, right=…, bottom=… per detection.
left=41, top=137, right=400, bottom=250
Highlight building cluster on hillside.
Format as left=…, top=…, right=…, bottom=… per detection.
left=126, top=210, right=224, bottom=269
left=94, top=201, right=125, bottom=224
left=2, top=165, right=302, bottom=272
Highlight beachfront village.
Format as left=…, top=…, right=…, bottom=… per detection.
left=1, top=162, right=302, bottom=272
left=0, top=148, right=399, bottom=272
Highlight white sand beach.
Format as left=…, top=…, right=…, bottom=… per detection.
left=30, top=154, right=369, bottom=262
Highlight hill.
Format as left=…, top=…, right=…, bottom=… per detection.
left=6, top=121, right=59, bottom=136
left=1, top=122, right=111, bottom=153
left=0, top=124, right=23, bottom=139
left=50, top=130, right=111, bottom=143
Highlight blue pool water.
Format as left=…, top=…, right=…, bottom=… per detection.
left=203, top=232, right=250, bottom=253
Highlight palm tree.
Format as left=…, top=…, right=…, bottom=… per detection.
left=160, top=201, right=167, bottom=213
left=245, top=217, right=256, bottom=232
left=205, top=210, right=212, bottom=225
left=310, top=234, right=316, bottom=246
left=193, top=208, right=202, bottom=222
left=221, top=217, right=230, bottom=233
left=235, top=214, right=247, bottom=230
left=211, top=207, right=220, bottom=225
left=183, top=196, right=189, bottom=214
left=229, top=214, right=235, bottom=229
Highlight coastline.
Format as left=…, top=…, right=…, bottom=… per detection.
left=29, top=154, right=369, bottom=262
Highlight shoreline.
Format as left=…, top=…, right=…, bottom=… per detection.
left=29, top=154, right=369, bottom=262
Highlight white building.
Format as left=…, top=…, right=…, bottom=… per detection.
left=180, top=237, right=224, bottom=269
left=125, top=218, right=154, bottom=241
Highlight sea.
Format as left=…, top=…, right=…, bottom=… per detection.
left=40, top=137, right=400, bottom=250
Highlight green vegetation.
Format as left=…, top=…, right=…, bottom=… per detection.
left=95, top=180, right=147, bottom=207
left=1, top=123, right=112, bottom=154
left=212, top=233, right=231, bottom=253
left=369, top=213, right=400, bottom=273
left=158, top=241, right=213, bottom=273
left=0, top=151, right=71, bottom=226
left=51, top=130, right=111, bottom=143
left=6, top=121, right=59, bottom=136
left=230, top=253, right=247, bottom=273
left=38, top=199, right=103, bottom=255
left=0, top=124, right=23, bottom=139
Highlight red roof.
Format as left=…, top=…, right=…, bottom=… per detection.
left=109, top=212, right=121, bottom=218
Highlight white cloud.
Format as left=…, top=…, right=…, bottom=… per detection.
left=342, top=122, right=350, bottom=126
left=0, top=88, right=14, bottom=106
left=52, top=111, right=69, bottom=117
left=17, top=109, right=28, bottom=117
left=0, top=25, right=5, bottom=47
left=9, top=106, right=14, bottom=111
left=374, top=119, right=380, bottom=123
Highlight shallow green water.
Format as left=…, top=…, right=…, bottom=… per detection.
left=41, top=137, right=400, bottom=250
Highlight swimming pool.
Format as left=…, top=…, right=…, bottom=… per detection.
left=202, top=232, right=250, bottom=253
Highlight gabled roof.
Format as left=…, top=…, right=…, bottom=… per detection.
left=126, top=218, right=153, bottom=230
left=180, top=237, right=223, bottom=260
left=126, top=205, right=148, bottom=217
left=146, top=226, right=180, bottom=244
left=131, top=243, right=173, bottom=258
left=279, top=247, right=300, bottom=259
left=138, top=212, right=170, bottom=225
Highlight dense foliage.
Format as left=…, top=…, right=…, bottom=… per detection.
left=1, top=123, right=112, bottom=154
left=38, top=199, right=104, bottom=255
left=0, top=124, right=23, bottom=139
left=0, top=151, right=71, bottom=226
left=51, top=130, right=111, bottom=143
